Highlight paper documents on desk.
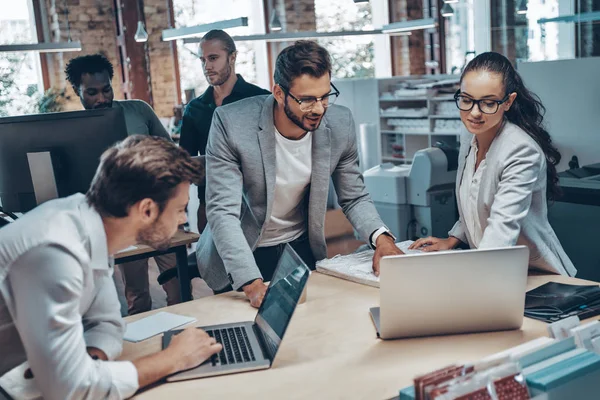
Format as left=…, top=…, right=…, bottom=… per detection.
left=124, top=312, right=196, bottom=343
left=0, top=362, right=42, bottom=400
left=316, top=241, right=422, bottom=288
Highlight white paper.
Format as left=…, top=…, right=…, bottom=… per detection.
left=0, top=362, right=42, bottom=400
left=316, top=241, right=423, bottom=288
left=117, top=245, right=138, bottom=254
left=124, top=312, right=196, bottom=343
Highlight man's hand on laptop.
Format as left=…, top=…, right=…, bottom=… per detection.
left=372, top=234, right=404, bottom=277
left=243, top=279, right=268, bottom=308
left=164, top=327, right=222, bottom=372
left=408, top=236, right=460, bottom=252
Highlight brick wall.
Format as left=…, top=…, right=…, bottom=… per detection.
left=45, top=0, right=123, bottom=111
left=43, top=0, right=178, bottom=117
left=389, top=0, right=426, bottom=76
left=267, top=0, right=317, bottom=83
left=144, top=0, right=179, bottom=117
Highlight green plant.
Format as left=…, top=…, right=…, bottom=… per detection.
left=36, top=88, right=67, bottom=114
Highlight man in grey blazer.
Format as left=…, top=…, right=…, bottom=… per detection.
left=196, top=41, right=402, bottom=307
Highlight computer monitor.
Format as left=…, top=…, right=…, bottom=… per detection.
left=0, top=108, right=128, bottom=212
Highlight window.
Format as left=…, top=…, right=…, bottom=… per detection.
left=173, top=0, right=262, bottom=102
left=444, top=0, right=476, bottom=74
left=0, top=0, right=44, bottom=117
left=491, top=0, right=600, bottom=63
left=315, top=0, right=375, bottom=79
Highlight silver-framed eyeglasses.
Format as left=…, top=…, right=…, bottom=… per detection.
left=278, top=83, right=340, bottom=112
left=454, top=90, right=510, bottom=115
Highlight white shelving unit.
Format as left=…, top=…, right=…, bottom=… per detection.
left=377, top=75, right=462, bottom=165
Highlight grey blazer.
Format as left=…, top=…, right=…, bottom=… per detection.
left=448, top=121, right=576, bottom=276
left=196, top=95, right=385, bottom=290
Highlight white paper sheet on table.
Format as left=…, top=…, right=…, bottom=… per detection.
left=124, top=312, right=196, bottom=343
left=316, top=241, right=423, bottom=288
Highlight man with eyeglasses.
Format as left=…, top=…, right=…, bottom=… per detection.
left=195, top=40, right=402, bottom=307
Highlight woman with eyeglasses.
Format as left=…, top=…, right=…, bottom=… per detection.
left=409, top=52, right=575, bottom=276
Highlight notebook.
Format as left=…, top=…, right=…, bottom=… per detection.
left=525, top=282, right=600, bottom=323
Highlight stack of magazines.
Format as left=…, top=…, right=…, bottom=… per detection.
left=524, top=282, right=600, bottom=323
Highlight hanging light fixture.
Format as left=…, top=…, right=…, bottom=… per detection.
left=517, top=0, right=528, bottom=15
left=441, top=2, right=454, bottom=18
left=134, top=21, right=149, bottom=42
left=134, top=0, right=148, bottom=42
left=269, top=8, right=282, bottom=32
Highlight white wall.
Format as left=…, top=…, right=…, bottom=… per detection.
left=518, top=57, right=600, bottom=171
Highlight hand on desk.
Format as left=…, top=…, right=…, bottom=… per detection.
left=408, top=236, right=459, bottom=252
left=243, top=279, right=268, bottom=308
left=372, top=234, right=404, bottom=277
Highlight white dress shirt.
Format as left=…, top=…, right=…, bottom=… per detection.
left=258, top=129, right=313, bottom=247
left=459, top=136, right=486, bottom=248
left=0, top=194, right=138, bottom=399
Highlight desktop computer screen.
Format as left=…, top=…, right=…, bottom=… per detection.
left=0, top=108, right=128, bottom=213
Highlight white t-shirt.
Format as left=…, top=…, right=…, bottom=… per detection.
left=459, top=136, right=486, bottom=248
left=258, top=129, right=313, bottom=247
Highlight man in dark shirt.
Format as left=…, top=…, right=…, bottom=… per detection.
left=179, top=29, right=269, bottom=233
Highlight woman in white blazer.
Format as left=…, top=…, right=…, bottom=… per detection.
left=409, top=52, right=576, bottom=276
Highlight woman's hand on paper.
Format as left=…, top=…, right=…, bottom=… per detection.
left=408, top=236, right=460, bottom=252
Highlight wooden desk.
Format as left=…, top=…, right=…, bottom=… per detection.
left=120, top=273, right=597, bottom=400
left=115, top=230, right=200, bottom=302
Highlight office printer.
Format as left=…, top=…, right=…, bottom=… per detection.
left=364, top=147, right=458, bottom=241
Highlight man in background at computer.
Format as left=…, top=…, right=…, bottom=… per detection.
left=65, top=53, right=180, bottom=315
left=179, top=30, right=269, bottom=233
left=0, top=136, right=221, bottom=399
left=196, top=41, right=403, bottom=307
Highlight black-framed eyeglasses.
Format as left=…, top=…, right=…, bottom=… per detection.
left=454, top=90, right=510, bottom=115
left=278, top=83, right=340, bottom=112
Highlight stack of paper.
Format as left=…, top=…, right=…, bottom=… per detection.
left=316, top=241, right=422, bottom=288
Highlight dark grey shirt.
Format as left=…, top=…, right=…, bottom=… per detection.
left=113, top=100, right=172, bottom=140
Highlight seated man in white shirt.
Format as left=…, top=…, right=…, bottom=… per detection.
left=0, top=136, right=221, bottom=399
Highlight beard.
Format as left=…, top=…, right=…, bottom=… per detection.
left=206, top=62, right=232, bottom=87
left=283, top=97, right=325, bottom=132
left=91, top=101, right=113, bottom=109
left=136, top=219, right=172, bottom=251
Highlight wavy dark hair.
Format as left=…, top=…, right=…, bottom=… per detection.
left=461, top=52, right=561, bottom=201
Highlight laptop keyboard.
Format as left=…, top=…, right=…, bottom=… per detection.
left=206, top=326, right=256, bottom=366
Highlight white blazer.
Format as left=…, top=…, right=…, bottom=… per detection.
left=448, top=121, right=576, bottom=276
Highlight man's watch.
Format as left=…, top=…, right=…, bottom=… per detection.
left=370, top=227, right=396, bottom=249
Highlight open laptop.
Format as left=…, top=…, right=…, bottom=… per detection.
left=370, top=246, right=529, bottom=339
left=162, top=244, right=310, bottom=381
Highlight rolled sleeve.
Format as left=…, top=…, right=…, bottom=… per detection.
left=82, top=270, right=126, bottom=360
left=448, top=218, right=468, bottom=244
left=105, top=361, right=139, bottom=399
left=7, top=245, right=139, bottom=399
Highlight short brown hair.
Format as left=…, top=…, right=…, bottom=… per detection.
left=86, top=135, right=203, bottom=218
left=274, top=40, right=332, bottom=89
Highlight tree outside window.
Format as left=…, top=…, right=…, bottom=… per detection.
left=0, top=0, right=44, bottom=117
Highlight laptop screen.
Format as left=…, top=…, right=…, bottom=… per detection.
left=254, top=244, right=310, bottom=360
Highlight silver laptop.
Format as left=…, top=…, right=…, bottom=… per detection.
left=162, top=244, right=310, bottom=381
left=370, top=246, right=529, bottom=339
